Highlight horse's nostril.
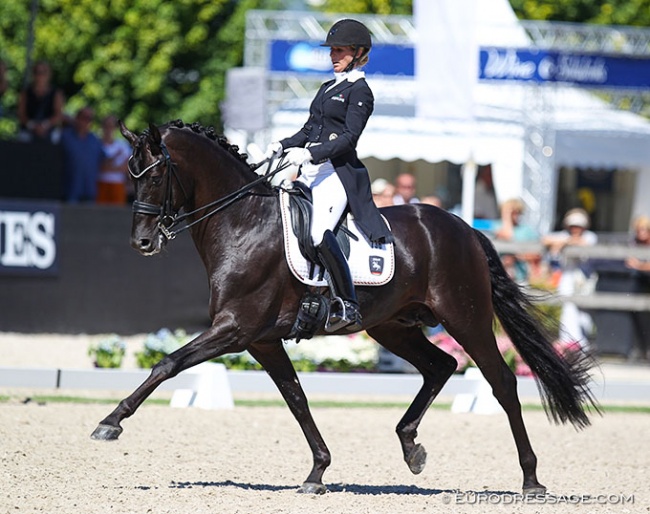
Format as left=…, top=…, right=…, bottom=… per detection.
left=139, top=238, right=151, bottom=249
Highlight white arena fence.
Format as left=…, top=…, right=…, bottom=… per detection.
left=1, top=364, right=648, bottom=413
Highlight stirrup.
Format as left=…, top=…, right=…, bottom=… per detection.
left=325, top=297, right=362, bottom=333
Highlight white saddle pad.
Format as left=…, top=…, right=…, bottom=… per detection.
left=279, top=189, right=395, bottom=287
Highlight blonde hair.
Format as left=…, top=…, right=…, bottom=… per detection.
left=357, top=50, right=370, bottom=68
left=633, top=215, right=650, bottom=232
left=500, top=198, right=524, bottom=213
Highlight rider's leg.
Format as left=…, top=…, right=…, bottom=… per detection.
left=316, top=229, right=362, bottom=332
left=299, top=164, right=361, bottom=332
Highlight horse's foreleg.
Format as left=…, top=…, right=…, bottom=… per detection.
left=248, top=341, right=331, bottom=495
left=367, top=325, right=457, bottom=475
left=91, top=323, right=236, bottom=441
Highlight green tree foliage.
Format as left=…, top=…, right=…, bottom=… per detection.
left=0, top=0, right=272, bottom=135
left=318, top=0, right=411, bottom=15
left=509, top=0, right=650, bottom=26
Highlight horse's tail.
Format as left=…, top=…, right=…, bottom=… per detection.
left=473, top=229, right=599, bottom=429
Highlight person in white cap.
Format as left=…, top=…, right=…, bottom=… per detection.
left=542, top=208, right=598, bottom=345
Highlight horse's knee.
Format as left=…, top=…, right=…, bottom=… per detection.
left=151, top=355, right=179, bottom=379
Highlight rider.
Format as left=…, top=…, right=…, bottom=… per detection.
left=264, top=19, right=394, bottom=332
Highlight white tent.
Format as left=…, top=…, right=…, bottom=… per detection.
left=269, top=0, right=650, bottom=227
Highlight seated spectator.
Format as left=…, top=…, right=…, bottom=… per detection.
left=97, top=115, right=131, bottom=205
left=371, top=178, right=395, bottom=208
left=17, top=60, right=65, bottom=143
left=626, top=215, right=650, bottom=271
left=420, top=195, right=443, bottom=208
left=542, top=208, right=598, bottom=346
left=493, top=198, right=539, bottom=283
left=61, top=107, right=105, bottom=203
left=393, top=172, right=419, bottom=205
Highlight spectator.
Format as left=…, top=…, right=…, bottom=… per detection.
left=493, top=198, right=539, bottom=283
left=17, top=60, right=65, bottom=143
left=60, top=107, right=105, bottom=203
left=371, top=178, right=395, bottom=208
left=97, top=115, right=131, bottom=205
left=420, top=195, right=443, bottom=208
left=393, top=172, right=419, bottom=205
left=474, top=165, right=499, bottom=219
left=542, top=208, right=598, bottom=345
left=626, top=215, right=650, bottom=272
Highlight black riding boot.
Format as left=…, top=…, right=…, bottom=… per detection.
left=316, top=230, right=362, bottom=333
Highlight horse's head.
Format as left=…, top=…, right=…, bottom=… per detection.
left=121, top=121, right=184, bottom=256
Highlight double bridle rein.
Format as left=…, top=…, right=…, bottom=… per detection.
left=129, top=141, right=289, bottom=240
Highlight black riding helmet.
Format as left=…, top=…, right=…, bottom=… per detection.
left=321, top=19, right=372, bottom=71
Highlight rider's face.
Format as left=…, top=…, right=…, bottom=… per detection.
left=330, top=46, right=359, bottom=73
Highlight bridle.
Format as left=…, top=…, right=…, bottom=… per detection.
left=128, top=140, right=290, bottom=240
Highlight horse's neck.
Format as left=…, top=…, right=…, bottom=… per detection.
left=189, top=186, right=281, bottom=274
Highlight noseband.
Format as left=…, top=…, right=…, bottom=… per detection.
left=129, top=141, right=290, bottom=240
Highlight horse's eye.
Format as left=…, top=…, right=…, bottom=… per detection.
left=151, top=173, right=163, bottom=186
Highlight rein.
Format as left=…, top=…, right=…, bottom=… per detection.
left=131, top=142, right=290, bottom=240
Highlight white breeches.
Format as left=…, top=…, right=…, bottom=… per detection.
left=296, top=160, right=348, bottom=246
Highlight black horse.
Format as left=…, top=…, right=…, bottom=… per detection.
left=91, top=120, right=597, bottom=495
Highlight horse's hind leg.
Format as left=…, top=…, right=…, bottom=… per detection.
left=450, top=327, right=545, bottom=494
left=248, top=341, right=331, bottom=495
left=367, top=324, right=457, bottom=475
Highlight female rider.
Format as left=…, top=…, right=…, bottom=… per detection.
left=264, top=19, right=394, bottom=332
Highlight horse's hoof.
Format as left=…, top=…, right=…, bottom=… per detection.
left=523, top=484, right=547, bottom=496
left=406, top=443, right=427, bottom=474
left=298, top=482, right=328, bottom=495
left=91, top=424, right=123, bottom=441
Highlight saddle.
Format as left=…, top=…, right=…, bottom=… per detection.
left=286, top=181, right=353, bottom=274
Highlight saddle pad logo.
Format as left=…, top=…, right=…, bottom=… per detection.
left=369, top=255, right=384, bottom=275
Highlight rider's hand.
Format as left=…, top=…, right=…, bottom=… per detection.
left=263, top=141, right=283, bottom=160
left=286, top=147, right=312, bottom=167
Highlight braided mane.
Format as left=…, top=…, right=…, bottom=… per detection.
left=164, top=119, right=251, bottom=167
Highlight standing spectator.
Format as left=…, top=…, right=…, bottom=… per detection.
left=371, top=178, right=395, bottom=208
left=474, top=165, right=499, bottom=219
left=625, top=215, right=650, bottom=271
left=542, top=208, right=598, bottom=345
left=60, top=107, right=105, bottom=203
left=393, top=172, right=419, bottom=205
left=493, top=198, right=539, bottom=283
left=17, top=60, right=65, bottom=143
left=97, top=115, right=131, bottom=205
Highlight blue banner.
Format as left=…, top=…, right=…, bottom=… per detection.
left=0, top=200, right=59, bottom=276
left=270, top=40, right=415, bottom=77
left=479, top=47, right=650, bottom=88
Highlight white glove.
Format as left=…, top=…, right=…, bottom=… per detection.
left=263, top=141, right=283, bottom=160
left=286, top=147, right=313, bottom=167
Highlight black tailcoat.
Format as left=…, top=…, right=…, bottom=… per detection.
left=280, top=77, right=394, bottom=244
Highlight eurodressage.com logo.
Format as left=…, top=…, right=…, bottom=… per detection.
left=441, top=491, right=635, bottom=506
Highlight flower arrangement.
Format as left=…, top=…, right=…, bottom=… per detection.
left=135, top=328, right=194, bottom=368
left=428, top=331, right=582, bottom=377
left=88, top=334, right=126, bottom=368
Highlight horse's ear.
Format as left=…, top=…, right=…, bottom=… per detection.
left=119, top=120, right=138, bottom=146
left=148, top=123, right=162, bottom=145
